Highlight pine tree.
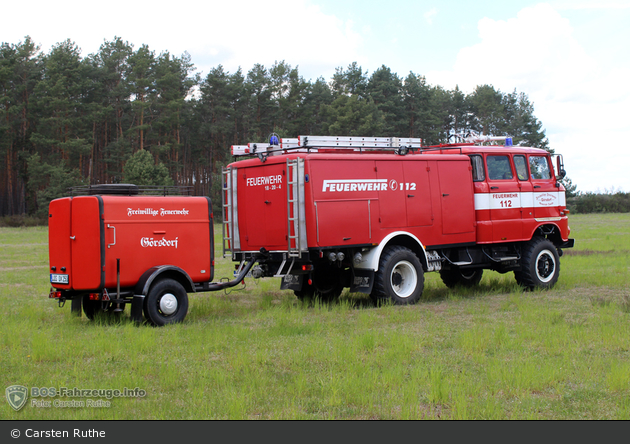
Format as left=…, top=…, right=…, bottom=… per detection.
left=366, top=65, right=405, bottom=136
left=127, top=44, right=156, bottom=153
left=0, top=36, right=41, bottom=215
left=332, top=62, right=368, bottom=98
left=320, top=95, right=384, bottom=136
left=122, top=148, right=172, bottom=186
left=89, top=37, right=134, bottom=184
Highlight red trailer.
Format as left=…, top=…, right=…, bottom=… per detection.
left=48, top=186, right=257, bottom=325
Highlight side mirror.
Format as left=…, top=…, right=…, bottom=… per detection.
left=555, top=155, right=566, bottom=180
left=558, top=168, right=566, bottom=180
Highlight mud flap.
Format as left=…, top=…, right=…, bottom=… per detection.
left=130, top=295, right=145, bottom=323
left=71, top=297, right=82, bottom=316
left=350, top=269, right=374, bottom=294
left=280, top=274, right=303, bottom=291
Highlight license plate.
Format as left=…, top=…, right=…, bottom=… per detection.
left=50, top=274, right=69, bottom=284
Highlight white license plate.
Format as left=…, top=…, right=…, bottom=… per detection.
left=50, top=274, right=69, bottom=284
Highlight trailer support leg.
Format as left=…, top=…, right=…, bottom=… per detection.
left=131, top=295, right=145, bottom=324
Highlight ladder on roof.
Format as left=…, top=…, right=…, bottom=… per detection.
left=221, top=167, right=233, bottom=258
left=231, top=135, right=421, bottom=157
left=298, top=135, right=421, bottom=149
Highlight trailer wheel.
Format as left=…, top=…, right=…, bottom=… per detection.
left=515, top=237, right=560, bottom=289
left=440, top=268, right=483, bottom=289
left=371, top=246, right=424, bottom=305
left=81, top=295, right=124, bottom=320
left=144, top=278, right=189, bottom=326
left=82, top=294, right=99, bottom=320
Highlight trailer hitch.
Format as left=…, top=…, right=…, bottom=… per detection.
left=205, top=254, right=262, bottom=291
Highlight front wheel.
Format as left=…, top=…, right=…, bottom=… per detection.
left=515, top=237, right=560, bottom=289
left=144, top=279, right=189, bottom=326
left=371, top=246, right=424, bottom=305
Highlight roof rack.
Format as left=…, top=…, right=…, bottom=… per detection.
left=67, top=184, right=195, bottom=196
left=447, top=131, right=513, bottom=146
left=231, top=135, right=422, bottom=158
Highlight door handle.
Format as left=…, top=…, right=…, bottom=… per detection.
left=490, top=186, right=499, bottom=190
left=107, top=224, right=116, bottom=248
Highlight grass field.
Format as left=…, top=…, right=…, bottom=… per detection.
left=1, top=213, right=629, bottom=419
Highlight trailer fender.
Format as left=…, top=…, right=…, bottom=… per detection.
left=354, top=231, right=429, bottom=272
left=134, top=265, right=196, bottom=297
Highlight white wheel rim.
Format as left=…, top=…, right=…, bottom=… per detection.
left=390, top=260, right=417, bottom=298
left=160, top=293, right=178, bottom=315
left=535, top=250, right=556, bottom=283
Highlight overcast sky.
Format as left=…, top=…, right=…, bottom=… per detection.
left=3, top=0, right=629, bottom=193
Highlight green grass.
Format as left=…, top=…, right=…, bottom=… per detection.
left=1, top=214, right=630, bottom=419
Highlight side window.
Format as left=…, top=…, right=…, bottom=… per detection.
left=470, top=155, right=485, bottom=182
left=514, top=155, right=528, bottom=181
left=529, top=156, right=551, bottom=180
left=486, top=155, right=513, bottom=181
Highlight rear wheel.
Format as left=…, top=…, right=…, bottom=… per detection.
left=295, top=262, right=343, bottom=302
left=371, top=246, right=424, bottom=305
left=144, top=279, right=189, bottom=326
left=440, top=268, right=483, bottom=289
left=515, top=237, right=560, bottom=289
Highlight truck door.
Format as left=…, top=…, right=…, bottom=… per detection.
left=70, top=196, right=104, bottom=290
left=376, top=160, right=433, bottom=228
left=403, top=161, right=433, bottom=227
left=529, top=154, right=560, bottom=220
left=375, top=161, right=406, bottom=228
left=514, top=154, right=534, bottom=234
left=239, top=164, right=287, bottom=251
left=48, top=198, right=73, bottom=289
left=485, top=154, right=522, bottom=242
left=437, top=160, right=475, bottom=235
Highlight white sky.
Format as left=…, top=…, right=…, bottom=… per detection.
left=3, top=0, right=629, bottom=193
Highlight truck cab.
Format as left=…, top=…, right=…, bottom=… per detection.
left=462, top=146, right=570, bottom=245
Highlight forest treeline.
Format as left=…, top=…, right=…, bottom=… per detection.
left=1, top=36, right=550, bottom=218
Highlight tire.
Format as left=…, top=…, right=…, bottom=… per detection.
left=82, top=294, right=99, bottom=320
left=143, top=278, right=189, bottom=326
left=294, top=263, right=343, bottom=302
left=515, top=237, right=560, bottom=290
left=294, top=285, right=343, bottom=302
left=440, top=268, right=483, bottom=289
left=81, top=294, right=124, bottom=320
left=371, top=246, right=424, bottom=305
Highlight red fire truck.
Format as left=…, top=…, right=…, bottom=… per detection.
left=47, top=133, right=573, bottom=325
left=224, top=134, right=574, bottom=304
